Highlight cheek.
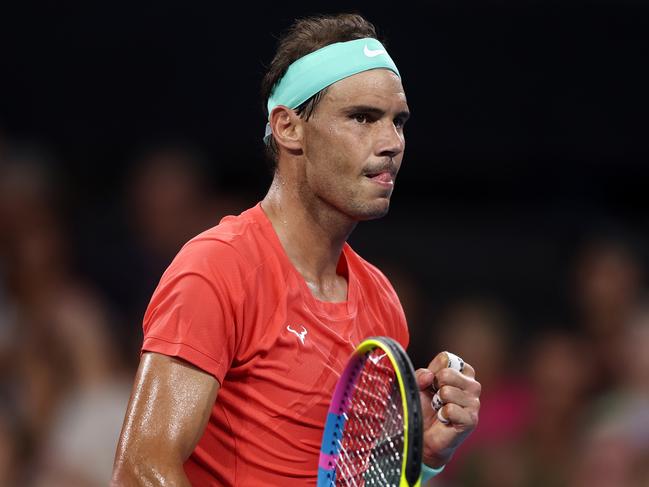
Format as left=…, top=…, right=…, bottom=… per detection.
left=306, top=149, right=350, bottom=191
left=304, top=145, right=360, bottom=205
left=305, top=127, right=358, bottom=177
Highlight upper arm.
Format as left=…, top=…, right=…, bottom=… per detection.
left=112, top=352, right=219, bottom=485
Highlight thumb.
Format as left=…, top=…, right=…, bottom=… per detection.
left=415, top=368, right=435, bottom=390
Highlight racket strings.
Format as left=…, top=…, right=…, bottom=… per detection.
left=334, top=349, right=405, bottom=486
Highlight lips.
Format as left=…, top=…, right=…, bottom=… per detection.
left=364, top=170, right=394, bottom=187
left=368, top=171, right=393, bottom=183
left=364, top=160, right=397, bottom=187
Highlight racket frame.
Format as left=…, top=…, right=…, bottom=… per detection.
left=317, top=336, right=423, bottom=487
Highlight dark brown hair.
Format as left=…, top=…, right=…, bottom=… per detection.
left=261, top=13, right=381, bottom=166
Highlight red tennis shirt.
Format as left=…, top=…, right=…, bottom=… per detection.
left=142, top=203, right=409, bottom=486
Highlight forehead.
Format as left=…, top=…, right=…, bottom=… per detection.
left=323, top=69, right=408, bottom=109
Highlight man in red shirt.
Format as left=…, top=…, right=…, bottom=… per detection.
left=112, top=13, right=481, bottom=486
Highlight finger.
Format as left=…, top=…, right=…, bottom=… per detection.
left=428, top=352, right=467, bottom=391
left=415, top=368, right=435, bottom=390
left=438, top=402, right=478, bottom=429
left=431, top=385, right=480, bottom=411
left=444, top=352, right=465, bottom=373
left=437, top=407, right=450, bottom=424
left=437, top=385, right=481, bottom=409
left=434, top=368, right=482, bottom=397
left=427, top=351, right=464, bottom=373
left=431, top=392, right=444, bottom=411
left=426, top=352, right=453, bottom=377
left=461, top=362, right=476, bottom=379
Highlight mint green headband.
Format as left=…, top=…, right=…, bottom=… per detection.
left=264, top=37, right=400, bottom=143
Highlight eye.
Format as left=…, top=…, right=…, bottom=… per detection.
left=352, top=113, right=370, bottom=124
left=394, top=116, right=408, bottom=129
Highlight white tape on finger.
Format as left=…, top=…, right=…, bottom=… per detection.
left=431, top=392, right=443, bottom=411
left=445, top=352, right=465, bottom=373
left=437, top=408, right=450, bottom=425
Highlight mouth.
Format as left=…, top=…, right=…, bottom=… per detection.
left=365, top=171, right=394, bottom=186
left=364, top=170, right=395, bottom=187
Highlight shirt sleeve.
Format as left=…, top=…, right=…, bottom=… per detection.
left=141, top=239, right=244, bottom=384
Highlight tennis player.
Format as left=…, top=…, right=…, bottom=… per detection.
left=112, top=13, right=480, bottom=486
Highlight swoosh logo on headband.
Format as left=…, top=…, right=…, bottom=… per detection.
left=363, top=45, right=386, bottom=57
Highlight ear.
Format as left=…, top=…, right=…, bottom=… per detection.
left=269, top=106, right=303, bottom=153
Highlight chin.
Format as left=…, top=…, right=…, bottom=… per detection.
left=351, top=198, right=391, bottom=221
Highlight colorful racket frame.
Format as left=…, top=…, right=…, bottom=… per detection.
left=317, top=336, right=423, bottom=487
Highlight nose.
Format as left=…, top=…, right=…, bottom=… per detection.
left=375, top=120, right=405, bottom=159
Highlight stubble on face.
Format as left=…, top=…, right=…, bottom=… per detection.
left=298, top=69, right=409, bottom=222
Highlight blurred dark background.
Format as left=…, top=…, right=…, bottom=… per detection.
left=1, top=1, right=649, bottom=486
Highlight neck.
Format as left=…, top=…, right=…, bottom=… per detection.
left=261, top=172, right=356, bottom=300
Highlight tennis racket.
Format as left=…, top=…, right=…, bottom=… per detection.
left=317, top=336, right=423, bottom=486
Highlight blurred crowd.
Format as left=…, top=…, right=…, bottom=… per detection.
left=415, top=237, right=649, bottom=486
left=1, top=135, right=648, bottom=486
left=0, top=138, right=247, bottom=486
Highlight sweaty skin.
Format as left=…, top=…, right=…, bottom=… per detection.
left=112, top=69, right=409, bottom=485
left=112, top=67, right=480, bottom=483
left=264, top=68, right=409, bottom=302
left=270, top=70, right=480, bottom=470
left=111, top=353, right=218, bottom=486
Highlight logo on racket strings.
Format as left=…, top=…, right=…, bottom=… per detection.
left=286, top=325, right=308, bottom=344
left=368, top=353, right=386, bottom=365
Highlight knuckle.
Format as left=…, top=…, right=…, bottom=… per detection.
left=445, top=402, right=458, bottom=415
left=470, top=379, right=482, bottom=396
left=415, top=368, right=434, bottom=386
left=431, top=352, right=448, bottom=368
left=438, top=385, right=451, bottom=402
left=436, top=368, right=452, bottom=383
left=472, top=397, right=481, bottom=410
left=438, top=351, right=451, bottom=365
left=470, top=411, right=480, bottom=426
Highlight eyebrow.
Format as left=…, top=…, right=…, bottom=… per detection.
left=343, top=105, right=411, bottom=121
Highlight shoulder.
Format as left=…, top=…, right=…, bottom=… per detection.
left=165, top=205, right=269, bottom=283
